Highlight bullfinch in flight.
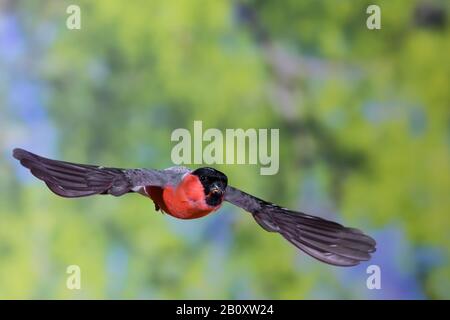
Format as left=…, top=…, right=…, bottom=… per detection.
left=13, top=148, right=376, bottom=266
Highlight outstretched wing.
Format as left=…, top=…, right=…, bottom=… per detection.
left=224, top=186, right=376, bottom=266
left=13, top=148, right=170, bottom=198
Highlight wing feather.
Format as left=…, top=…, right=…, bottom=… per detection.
left=13, top=148, right=170, bottom=198
left=224, top=185, right=376, bottom=266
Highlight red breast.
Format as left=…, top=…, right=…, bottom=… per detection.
left=145, top=174, right=222, bottom=219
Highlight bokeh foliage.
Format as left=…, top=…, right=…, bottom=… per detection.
left=0, top=0, right=449, bottom=299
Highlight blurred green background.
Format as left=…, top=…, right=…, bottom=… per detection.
left=0, top=0, right=449, bottom=299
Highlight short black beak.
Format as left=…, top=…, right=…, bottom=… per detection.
left=210, top=184, right=223, bottom=196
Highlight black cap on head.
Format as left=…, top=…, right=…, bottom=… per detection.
left=192, top=167, right=228, bottom=207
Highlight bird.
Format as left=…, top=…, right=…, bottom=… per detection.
left=12, top=148, right=376, bottom=266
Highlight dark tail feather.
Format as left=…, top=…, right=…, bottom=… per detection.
left=254, top=210, right=376, bottom=266
left=13, top=148, right=131, bottom=197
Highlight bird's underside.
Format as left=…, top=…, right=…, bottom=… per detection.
left=13, top=148, right=376, bottom=267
